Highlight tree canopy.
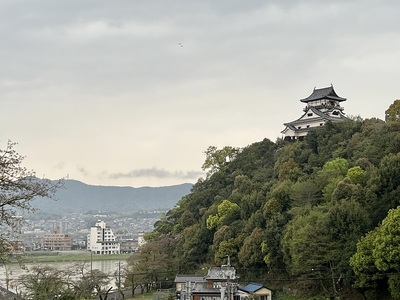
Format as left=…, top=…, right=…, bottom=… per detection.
left=129, top=99, right=400, bottom=299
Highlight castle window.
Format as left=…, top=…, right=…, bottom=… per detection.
left=307, top=113, right=313, bottom=117
left=298, top=126, right=301, bottom=129
left=307, top=125, right=310, bottom=128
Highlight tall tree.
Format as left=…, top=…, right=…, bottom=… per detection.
left=385, top=99, right=400, bottom=122
left=0, top=141, right=61, bottom=255
left=351, top=206, right=400, bottom=299
left=202, top=146, right=240, bottom=177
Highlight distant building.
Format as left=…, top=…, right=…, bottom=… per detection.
left=120, top=239, right=138, bottom=253
left=138, top=232, right=146, bottom=247
left=87, top=220, right=120, bottom=254
left=42, top=223, right=73, bottom=250
left=281, top=85, right=348, bottom=140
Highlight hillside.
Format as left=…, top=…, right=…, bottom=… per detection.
left=32, top=180, right=193, bottom=214
left=133, top=100, right=400, bottom=299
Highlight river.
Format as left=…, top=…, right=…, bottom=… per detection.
left=0, top=259, right=126, bottom=294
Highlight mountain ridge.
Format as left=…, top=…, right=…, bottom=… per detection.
left=32, top=179, right=193, bottom=214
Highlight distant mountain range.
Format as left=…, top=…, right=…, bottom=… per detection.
left=32, top=180, right=193, bottom=215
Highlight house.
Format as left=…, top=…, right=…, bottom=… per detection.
left=237, top=283, right=273, bottom=300
left=87, top=220, right=121, bottom=254
left=281, top=85, right=348, bottom=140
left=175, top=263, right=239, bottom=300
left=175, top=274, right=206, bottom=300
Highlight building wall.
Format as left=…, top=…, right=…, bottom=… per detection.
left=254, top=288, right=272, bottom=300
left=87, top=220, right=120, bottom=254
left=43, top=233, right=73, bottom=250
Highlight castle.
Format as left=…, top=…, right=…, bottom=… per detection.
left=281, top=85, right=348, bottom=140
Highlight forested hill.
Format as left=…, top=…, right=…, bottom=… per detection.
left=137, top=100, right=400, bottom=299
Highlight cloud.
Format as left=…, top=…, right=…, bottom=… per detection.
left=109, top=168, right=204, bottom=180
left=52, top=162, right=65, bottom=170
left=64, top=20, right=174, bottom=40
left=1, top=0, right=400, bottom=188
left=77, top=166, right=90, bottom=177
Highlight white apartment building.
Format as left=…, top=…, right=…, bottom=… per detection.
left=87, top=220, right=120, bottom=254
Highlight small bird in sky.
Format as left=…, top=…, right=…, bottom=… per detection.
left=179, top=42, right=183, bottom=47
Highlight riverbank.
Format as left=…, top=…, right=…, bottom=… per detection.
left=8, top=250, right=132, bottom=264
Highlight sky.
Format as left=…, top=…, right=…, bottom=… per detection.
left=1, top=1, right=400, bottom=188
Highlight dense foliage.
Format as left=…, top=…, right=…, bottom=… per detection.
left=129, top=100, right=400, bottom=299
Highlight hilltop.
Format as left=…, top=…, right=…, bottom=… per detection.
left=136, top=100, right=400, bottom=299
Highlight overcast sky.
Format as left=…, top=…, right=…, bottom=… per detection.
left=1, top=1, right=399, bottom=187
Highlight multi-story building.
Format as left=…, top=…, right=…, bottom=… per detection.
left=87, top=220, right=120, bottom=254
left=281, top=85, right=348, bottom=140
left=42, top=222, right=73, bottom=250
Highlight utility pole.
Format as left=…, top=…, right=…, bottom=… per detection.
left=118, top=261, right=121, bottom=292
left=117, top=260, right=122, bottom=300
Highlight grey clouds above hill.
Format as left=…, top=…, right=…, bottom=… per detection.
left=1, top=1, right=400, bottom=187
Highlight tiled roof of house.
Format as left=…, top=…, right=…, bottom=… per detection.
left=300, top=86, right=346, bottom=103
left=174, top=274, right=205, bottom=283
left=239, top=283, right=264, bottom=293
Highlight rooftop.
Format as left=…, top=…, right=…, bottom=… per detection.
left=239, top=283, right=264, bottom=293
left=300, top=85, right=346, bottom=103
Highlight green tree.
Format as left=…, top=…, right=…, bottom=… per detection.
left=238, top=227, right=267, bottom=268
left=350, top=229, right=382, bottom=298
left=346, top=166, right=366, bottom=185
left=214, top=238, right=239, bottom=265
left=290, top=178, right=323, bottom=206
left=351, top=206, right=400, bottom=299
left=318, top=157, right=349, bottom=202
left=282, top=200, right=369, bottom=297
left=385, top=99, right=400, bottom=122
left=202, top=146, right=240, bottom=177
left=206, top=200, right=240, bottom=230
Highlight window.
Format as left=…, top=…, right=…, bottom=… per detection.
left=307, top=113, right=313, bottom=117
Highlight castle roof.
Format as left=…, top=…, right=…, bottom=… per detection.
left=300, top=86, right=346, bottom=103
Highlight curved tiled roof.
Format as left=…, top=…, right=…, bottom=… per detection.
left=300, top=86, right=346, bottom=103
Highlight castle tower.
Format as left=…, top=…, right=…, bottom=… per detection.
left=281, top=85, right=348, bottom=140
